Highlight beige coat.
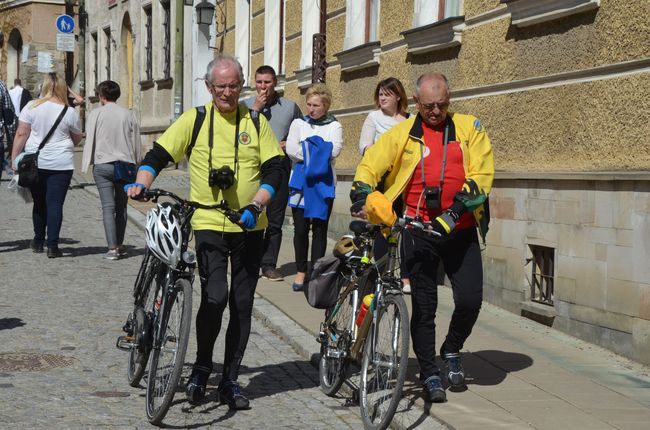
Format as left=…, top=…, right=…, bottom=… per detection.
left=81, top=102, right=141, bottom=173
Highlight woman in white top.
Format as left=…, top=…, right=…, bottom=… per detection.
left=286, top=84, right=343, bottom=291
left=358, top=77, right=410, bottom=155
left=12, top=72, right=83, bottom=258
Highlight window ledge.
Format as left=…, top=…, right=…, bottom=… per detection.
left=139, top=80, right=155, bottom=90
left=294, top=67, right=313, bottom=90
left=502, top=0, right=600, bottom=28
left=401, top=16, right=464, bottom=55
left=88, top=96, right=99, bottom=104
left=334, top=41, right=381, bottom=73
left=155, top=77, right=173, bottom=89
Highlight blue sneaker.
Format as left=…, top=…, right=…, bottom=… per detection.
left=443, top=352, right=465, bottom=387
left=185, top=365, right=210, bottom=404
left=423, top=375, right=446, bottom=403
left=218, top=380, right=250, bottom=410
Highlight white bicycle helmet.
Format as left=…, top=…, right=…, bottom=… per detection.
left=145, top=203, right=182, bottom=267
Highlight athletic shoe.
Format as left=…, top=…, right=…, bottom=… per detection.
left=117, top=246, right=128, bottom=258
left=443, top=352, right=465, bottom=387
left=423, top=375, right=446, bottom=403
left=261, top=268, right=284, bottom=281
left=218, top=380, right=250, bottom=410
left=186, top=366, right=210, bottom=405
left=402, top=283, right=412, bottom=294
left=103, top=249, right=119, bottom=260
left=47, top=247, right=63, bottom=258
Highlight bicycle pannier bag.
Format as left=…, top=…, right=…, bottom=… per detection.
left=113, top=160, right=137, bottom=183
left=304, top=255, right=342, bottom=309
left=17, top=153, right=39, bottom=188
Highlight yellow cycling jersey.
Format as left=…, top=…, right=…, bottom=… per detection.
left=156, top=102, right=283, bottom=232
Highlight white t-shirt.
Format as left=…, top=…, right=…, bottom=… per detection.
left=19, top=100, right=82, bottom=170
left=358, top=110, right=410, bottom=155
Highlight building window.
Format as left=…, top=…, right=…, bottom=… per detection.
left=528, top=245, right=554, bottom=306
left=91, top=32, right=98, bottom=89
left=344, top=0, right=379, bottom=50
left=300, top=0, right=321, bottom=70
left=264, top=0, right=285, bottom=75
left=235, top=0, right=250, bottom=84
left=413, top=0, right=461, bottom=28
left=103, top=27, right=111, bottom=80
left=162, top=1, right=171, bottom=79
left=144, top=5, right=153, bottom=81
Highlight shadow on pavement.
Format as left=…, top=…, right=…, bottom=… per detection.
left=0, top=239, right=29, bottom=253
left=0, top=318, right=26, bottom=331
left=277, top=262, right=298, bottom=277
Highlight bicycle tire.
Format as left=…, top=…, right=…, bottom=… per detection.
left=359, top=293, right=409, bottom=430
left=319, top=274, right=355, bottom=396
left=127, top=253, right=160, bottom=387
left=145, top=278, right=193, bottom=425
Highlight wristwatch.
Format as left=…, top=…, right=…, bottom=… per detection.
left=250, top=200, right=264, bottom=214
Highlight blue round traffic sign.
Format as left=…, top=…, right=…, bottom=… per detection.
left=56, top=15, right=75, bottom=34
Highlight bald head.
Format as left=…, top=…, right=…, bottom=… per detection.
left=414, top=73, right=451, bottom=128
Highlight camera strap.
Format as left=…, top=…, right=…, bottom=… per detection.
left=208, top=105, right=240, bottom=173
left=419, top=119, right=449, bottom=188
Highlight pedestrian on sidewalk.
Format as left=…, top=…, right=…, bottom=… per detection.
left=244, top=65, right=303, bottom=282
left=351, top=73, right=494, bottom=403
left=6, top=79, right=32, bottom=174
left=125, top=55, right=284, bottom=410
left=81, top=80, right=141, bottom=260
left=11, top=72, right=83, bottom=258
left=1, top=79, right=16, bottom=181
left=286, top=84, right=342, bottom=292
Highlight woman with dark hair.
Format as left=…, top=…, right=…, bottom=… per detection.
left=358, top=77, right=410, bottom=155
left=81, top=80, right=141, bottom=260
left=11, top=72, right=83, bottom=258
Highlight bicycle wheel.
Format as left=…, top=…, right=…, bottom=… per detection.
left=145, top=278, right=193, bottom=425
left=359, top=293, right=409, bottom=430
left=127, top=253, right=161, bottom=387
left=319, top=274, right=355, bottom=396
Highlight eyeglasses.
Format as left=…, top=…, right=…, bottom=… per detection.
left=419, top=101, right=449, bottom=111
left=210, top=83, right=242, bottom=93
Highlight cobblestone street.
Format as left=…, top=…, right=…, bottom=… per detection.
left=0, top=181, right=362, bottom=429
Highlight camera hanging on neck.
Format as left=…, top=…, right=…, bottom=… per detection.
left=207, top=105, right=239, bottom=190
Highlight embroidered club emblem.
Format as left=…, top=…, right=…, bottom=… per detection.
left=473, top=119, right=485, bottom=133
left=239, top=131, right=251, bottom=145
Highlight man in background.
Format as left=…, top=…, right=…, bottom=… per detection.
left=244, top=65, right=303, bottom=281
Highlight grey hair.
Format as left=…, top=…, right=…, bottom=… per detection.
left=415, top=73, right=450, bottom=98
left=205, top=54, right=245, bottom=85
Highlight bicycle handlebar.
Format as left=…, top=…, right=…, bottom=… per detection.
left=350, top=217, right=441, bottom=238
left=138, top=188, right=241, bottom=224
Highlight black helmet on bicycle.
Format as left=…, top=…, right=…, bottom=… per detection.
left=145, top=203, right=182, bottom=267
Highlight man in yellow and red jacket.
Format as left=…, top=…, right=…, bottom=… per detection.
left=351, top=73, right=494, bottom=403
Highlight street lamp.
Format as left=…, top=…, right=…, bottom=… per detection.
left=195, top=0, right=215, bottom=26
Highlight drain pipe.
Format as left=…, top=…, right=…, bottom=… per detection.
left=173, top=0, right=184, bottom=120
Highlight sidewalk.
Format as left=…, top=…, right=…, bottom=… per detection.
left=72, top=149, right=650, bottom=430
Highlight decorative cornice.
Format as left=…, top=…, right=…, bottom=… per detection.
left=502, top=0, right=600, bottom=28
left=334, top=41, right=381, bottom=73
left=294, top=67, right=313, bottom=90
left=400, top=16, right=465, bottom=55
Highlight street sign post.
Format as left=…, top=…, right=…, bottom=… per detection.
left=56, top=15, right=75, bottom=34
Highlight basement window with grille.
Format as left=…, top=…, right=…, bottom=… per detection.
left=528, top=245, right=554, bottom=306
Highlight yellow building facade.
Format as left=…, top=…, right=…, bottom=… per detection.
left=221, top=0, right=650, bottom=365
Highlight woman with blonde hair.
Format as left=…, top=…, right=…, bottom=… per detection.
left=286, top=83, right=343, bottom=291
left=12, top=72, right=83, bottom=258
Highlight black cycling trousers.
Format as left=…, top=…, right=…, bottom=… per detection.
left=403, top=227, right=483, bottom=381
left=193, top=229, right=264, bottom=382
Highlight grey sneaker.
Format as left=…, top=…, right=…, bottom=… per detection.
left=103, top=249, right=119, bottom=260
left=117, top=246, right=128, bottom=257
left=402, top=283, right=412, bottom=294
left=443, top=352, right=465, bottom=387
left=261, top=268, right=284, bottom=281
left=423, top=375, right=446, bottom=403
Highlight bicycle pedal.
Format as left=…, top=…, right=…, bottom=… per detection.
left=115, top=335, right=136, bottom=351
left=316, top=332, right=327, bottom=344
left=326, top=348, right=346, bottom=359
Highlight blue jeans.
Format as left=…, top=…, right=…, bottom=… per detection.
left=30, top=169, right=73, bottom=248
left=93, top=163, right=128, bottom=249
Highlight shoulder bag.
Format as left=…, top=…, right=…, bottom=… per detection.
left=17, top=105, right=68, bottom=188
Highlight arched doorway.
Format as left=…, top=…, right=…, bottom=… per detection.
left=7, top=29, right=23, bottom=85
left=120, top=13, right=133, bottom=109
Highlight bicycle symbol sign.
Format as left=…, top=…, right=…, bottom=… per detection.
left=56, top=15, right=75, bottom=34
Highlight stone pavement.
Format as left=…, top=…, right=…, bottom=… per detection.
left=0, top=166, right=363, bottom=428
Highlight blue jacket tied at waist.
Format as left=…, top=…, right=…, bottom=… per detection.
left=288, top=135, right=335, bottom=220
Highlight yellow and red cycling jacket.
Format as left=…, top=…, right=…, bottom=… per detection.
left=354, top=112, right=494, bottom=241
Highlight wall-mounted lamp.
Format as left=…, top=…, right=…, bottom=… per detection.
left=195, top=0, right=216, bottom=26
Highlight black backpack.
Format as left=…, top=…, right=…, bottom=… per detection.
left=185, top=105, right=261, bottom=159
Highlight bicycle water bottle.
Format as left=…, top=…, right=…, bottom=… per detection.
left=355, top=294, right=374, bottom=327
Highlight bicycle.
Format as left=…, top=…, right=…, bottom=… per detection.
left=318, top=217, right=440, bottom=430
left=116, top=188, right=240, bottom=425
